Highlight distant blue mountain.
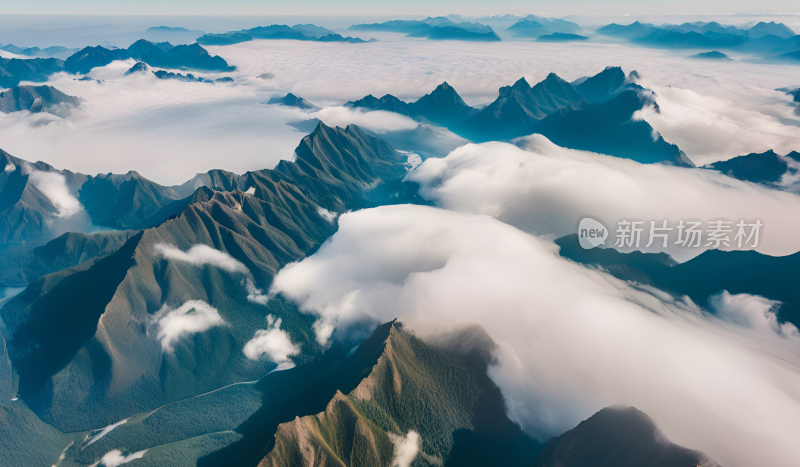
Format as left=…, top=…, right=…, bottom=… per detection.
left=688, top=51, right=731, bottom=60
left=556, top=234, right=800, bottom=328
left=703, top=150, right=798, bottom=187
left=596, top=21, right=659, bottom=39
left=425, top=26, right=501, bottom=41
left=748, top=21, right=797, bottom=39
left=532, top=90, right=694, bottom=167
left=505, top=15, right=583, bottom=38
left=349, top=17, right=499, bottom=41
left=634, top=29, right=748, bottom=49
left=348, top=66, right=692, bottom=166
left=535, top=33, right=589, bottom=42
left=0, top=57, right=65, bottom=87
left=128, top=40, right=233, bottom=71
left=197, top=24, right=369, bottom=46
left=597, top=20, right=800, bottom=58
left=267, top=93, right=318, bottom=110
left=65, top=45, right=128, bottom=74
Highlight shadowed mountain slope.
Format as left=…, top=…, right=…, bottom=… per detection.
left=0, top=85, right=80, bottom=115
left=0, top=230, right=138, bottom=286
left=556, top=233, right=800, bottom=327
left=703, top=149, right=798, bottom=188
left=347, top=67, right=691, bottom=166
left=201, top=322, right=543, bottom=467
left=0, top=123, right=414, bottom=432
left=532, top=406, right=718, bottom=467
left=0, top=56, right=66, bottom=88
left=532, top=90, right=694, bottom=166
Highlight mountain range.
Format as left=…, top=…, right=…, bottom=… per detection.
left=0, top=44, right=77, bottom=60
left=597, top=20, right=800, bottom=59
left=703, top=149, right=800, bottom=191
left=556, top=233, right=800, bottom=327
left=196, top=24, right=371, bottom=46
left=349, top=17, right=500, bottom=41
left=535, top=33, right=589, bottom=42
left=0, top=56, right=65, bottom=88
left=348, top=66, right=693, bottom=166
left=267, top=92, right=318, bottom=110
left=0, top=115, right=726, bottom=466
left=0, top=85, right=80, bottom=115
left=504, top=15, right=583, bottom=38
left=0, top=40, right=234, bottom=84
left=533, top=406, right=720, bottom=467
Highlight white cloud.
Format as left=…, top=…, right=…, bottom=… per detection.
left=401, top=151, right=422, bottom=171
left=2, top=37, right=797, bottom=184
left=388, top=430, right=420, bottom=467
left=307, top=107, right=418, bottom=133
left=242, top=315, right=301, bottom=363
left=154, top=243, right=247, bottom=273
left=317, top=206, right=337, bottom=223
left=21, top=165, right=83, bottom=217
left=636, top=83, right=800, bottom=166
left=709, top=291, right=800, bottom=341
left=4, top=163, right=14, bottom=172
left=244, top=186, right=256, bottom=195
left=406, top=135, right=800, bottom=261
left=155, top=243, right=271, bottom=305
left=152, top=300, right=226, bottom=352
left=244, top=277, right=269, bottom=305
left=95, top=449, right=147, bottom=467
left=270, top=204, right=800, bottom=467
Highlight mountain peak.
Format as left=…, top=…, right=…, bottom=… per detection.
left=512, top=77, right=531, bottom=91
left=533, top=405, right=719, bottom=467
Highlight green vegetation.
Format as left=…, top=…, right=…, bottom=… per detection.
left=256, top=323, right=543, bottom=466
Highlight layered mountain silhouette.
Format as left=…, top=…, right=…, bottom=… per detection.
left=123, top=61, right=150, bottom=75
left=597, top=20, right=800, bottom=59
left=0, top=230, right=138, bottom=285
left=0, top=85, right=80, bottom=115
left=536, top=33, right=589, bottom=42
left=199, top=321, right=544, bottom=467
left=0, top=56, right=65, bottom=88
left=703, top=149, right=799, bottom=189
left=349, top=17, right=500, bottom=41
left=0, top=123, right=412, bottom=434
left=65, top=45, right=129, bottom=74
left=197, top=24, right=370, bottom=46
left=0, top=44, right=76, bottom=59
left=689, top=50, right=731, bottom=60
left=505, top=15, right=583, bottom=38
left=267, top=92, right=318, bottom=109
left=556, top=233, right=800, bottom=327
left=349, top=66, right=693, bottom=166
left=63, top=42, right=234, bottom=75
left=532, top=406, right=719, bottom=467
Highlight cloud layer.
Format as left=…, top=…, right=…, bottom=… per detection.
left=388, top=430, right=420, bottom=467
left=407, top=135, right=800, bottom=261
left=242, top=315, right=301, bottom=364
left=271, top=204, right=800, bottom=467
left=152, top=300, right=226, bottom=352
left=155, top=243, right=269, bottom=304
left=22, top=165, right=83, bottom=217
left=95, top=449, right=147, bottom=467
left=2, top=34, right=799, bottom=184
left=154, top=243, right=247, bottom=273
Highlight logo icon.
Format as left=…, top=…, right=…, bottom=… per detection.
left=578, top=217, right=608, bottom=249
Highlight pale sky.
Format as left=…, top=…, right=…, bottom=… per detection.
left=2, top=0, right=799, bottom=16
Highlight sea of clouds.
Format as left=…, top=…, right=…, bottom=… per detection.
left=1, top=30, right=798, bottom=184
left=271, top=204, right=800, bottom=467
